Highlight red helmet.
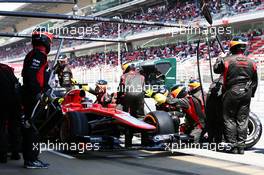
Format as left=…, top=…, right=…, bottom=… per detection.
left=32, top=27, right=54, bottom=53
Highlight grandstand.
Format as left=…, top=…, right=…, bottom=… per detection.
left=0, top=0, right=264, bottom=87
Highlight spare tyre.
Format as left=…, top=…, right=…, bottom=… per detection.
left=245, top=112, right=262, bottom=149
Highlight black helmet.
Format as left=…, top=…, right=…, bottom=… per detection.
left=32, top=27, right=53, bottom=53
left=96, top=80, right=108, bottom=85
left=171, top=84, right=188, bottom=98
left=95, top=80, right=108, bottom=94
left=58, top=53, right=68, bottom=64
left=58, top=53, right=67, bottom=60
left=156, top=86, right=169, bottom=96
left=229, top=36, right=248, bottom=55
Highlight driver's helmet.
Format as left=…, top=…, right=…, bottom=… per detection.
left=171, top=84, right=188, bottom=98
left=156, top=86, right=169, bottom=97
left=95, top=80, right=108, bottom=94
left=229, top=36, right=248, bottom=55
left=188, top=80, right=201, bottom=92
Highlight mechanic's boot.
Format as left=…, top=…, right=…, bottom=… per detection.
left=24, top=160, right=49, bottom=169
left=10, top=152, right=21, bottom=160
left=0, top=154, right=7, bottom=163
left=226, top=147, right=238, bottom=154
left=237, top=147, right=245, bottom=155
left=237, top=143, right=245, bottom=155
left=36, top=160, right=50, bottom=166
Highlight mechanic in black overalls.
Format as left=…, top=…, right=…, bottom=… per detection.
left=213, top=36, right=258, bottom=154
left=166, top=85, right=206, bottom=143
left=55, top=54, right=73, bottom=90
left=21, top=28, right=52, bottom=168
left=0, top=64, right=21, bottom=163
left=117, top=62, right=145, bottom=117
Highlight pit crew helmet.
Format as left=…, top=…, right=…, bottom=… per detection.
left=122, top=61, right=136, bottom=73
left=229, top=36, right=248, bottom=55
left=153, top=93, right=167, bottom=105
left=32, top=27, right=54, bottom=54
left=188, top=80, right=201, bottom=92
left=171, top=84, right=188, bottom=98
left=58, top=53, right=68, bottom=64
left=95, top=80, right=108, bottom=94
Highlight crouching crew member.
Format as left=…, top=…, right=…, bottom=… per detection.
left=166, top=85, right=206, bottom=143
left=213, top=36, right=258, bottom=154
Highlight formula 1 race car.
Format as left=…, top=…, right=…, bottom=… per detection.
left=34, top=86, right=184, bottom=150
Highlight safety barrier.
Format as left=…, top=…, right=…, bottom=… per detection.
left=71, top=60, right=264, bottom=101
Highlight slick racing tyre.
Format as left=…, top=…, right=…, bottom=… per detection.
left=142, top=111, right=175, bottom=146
left=60, top=112, right=90, bottom=142
left=245, top=112, right=262, bottom=149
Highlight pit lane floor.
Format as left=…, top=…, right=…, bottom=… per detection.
left=174, top=98, right=264, bottom=168
left=0, top=150, right=263, bottom=175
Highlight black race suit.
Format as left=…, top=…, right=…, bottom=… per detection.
left=117, top=70, right=145, bottom=117
left=214, top=54, right=258, bottom=148
left=22, top=48, right=50, bottom=162
left=56, top=64, right=73, bottom=89
left=166, top=95, right=206, bottom=142
left=0, top=64, right=21, bottom=161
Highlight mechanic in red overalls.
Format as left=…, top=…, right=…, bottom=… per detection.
left=213, top=36, right=258, bottom=154
left=166, top=85, right=206, bottom=143
left=21, top=28, right=53, bottom=168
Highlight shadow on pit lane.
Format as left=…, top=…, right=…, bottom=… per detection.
left=250, top=148, right=264, bottom=154
left=105, top=158, right=200, bottom=175
left=70, top=151, right=189, bottom=160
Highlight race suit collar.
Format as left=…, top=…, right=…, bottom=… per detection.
left=33, top=46, right=48, bottom=55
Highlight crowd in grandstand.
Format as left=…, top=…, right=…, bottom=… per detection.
left=67, top=39, right=223, bottom=69
left=63, top=26, right=264, bottom=69
left=0, top=0, right=263, bottom=61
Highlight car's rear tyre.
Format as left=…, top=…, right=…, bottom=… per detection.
left=142, top=111, right=175, bottom=145
left=245, top=112, right=262, bottom=149
left=60, top=112, right=90, bottom=142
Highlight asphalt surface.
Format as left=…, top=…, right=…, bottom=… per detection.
left=1, top=150, right=263, bottom=175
